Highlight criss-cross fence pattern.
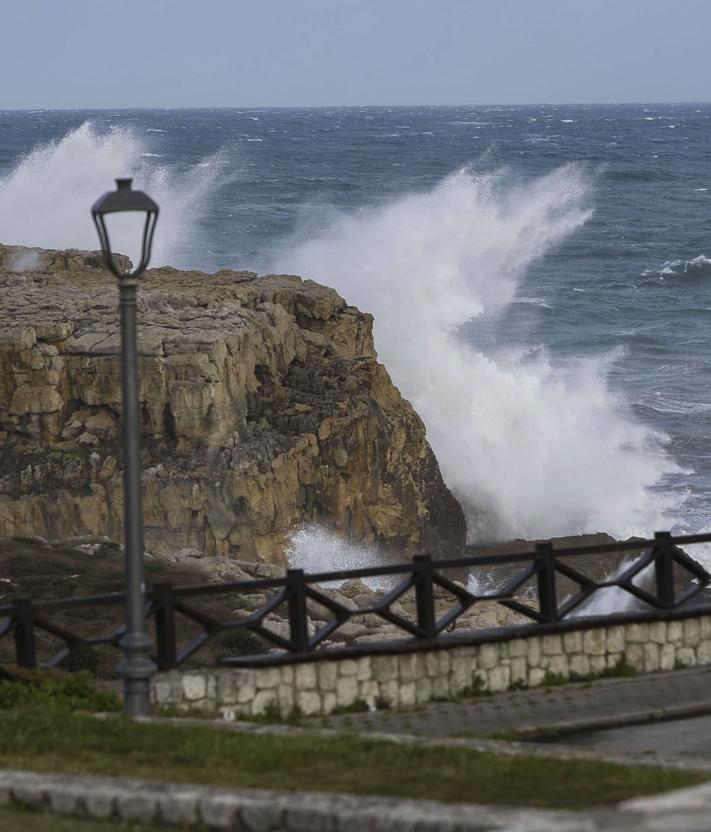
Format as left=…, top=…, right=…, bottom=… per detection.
left=2, top=531, right=711, bottom=671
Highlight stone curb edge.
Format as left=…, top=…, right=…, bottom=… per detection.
left=0, top=768, right=583, bottom=831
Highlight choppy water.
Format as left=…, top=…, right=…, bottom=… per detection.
left=2, top=104, right=711, bottom=545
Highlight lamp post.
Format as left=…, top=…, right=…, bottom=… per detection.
left=92, top=178, right=159, bottom=717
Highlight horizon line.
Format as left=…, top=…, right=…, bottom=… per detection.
left=1, top=101, right=711, bottom=113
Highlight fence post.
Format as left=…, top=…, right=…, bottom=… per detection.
left=654, top=531, right=675, bottom=609
left=286, top=569, right=309, bottom=652
left=536, top=542, right=558, bottom=623
left=413, top=555, right=437, bottom=639
left=12, top=596, right=37, bottom=669
left=153, top=582, right=178, bottom=669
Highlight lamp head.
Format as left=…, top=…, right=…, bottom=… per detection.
left=91, top=178, right=159, bottom=279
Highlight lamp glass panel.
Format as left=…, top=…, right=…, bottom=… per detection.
left=100, top=211, right=151, bottom=273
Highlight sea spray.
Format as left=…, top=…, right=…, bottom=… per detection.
left=0, top=122, right=231, bottom=268
left=274, top=166, right=683, bottom=541
left=286, top=526, right=391, bottom=590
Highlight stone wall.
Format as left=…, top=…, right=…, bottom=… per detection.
left=152, top=612, right=711, bottom=718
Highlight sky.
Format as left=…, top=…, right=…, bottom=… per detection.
left=2, top=0, right=711, bottom=108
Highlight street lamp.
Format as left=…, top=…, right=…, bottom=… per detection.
left=92, top=178, right=159, bottom=717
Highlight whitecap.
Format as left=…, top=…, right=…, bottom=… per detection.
left=271, top=165, right=681, bottom=541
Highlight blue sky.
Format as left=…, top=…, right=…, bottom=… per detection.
left=3, top=0, right=710, bottom=108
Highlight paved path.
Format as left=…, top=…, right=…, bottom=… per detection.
left=317, top=667, right=711, bottom=740
left=546, top=713, right=711, bottom=762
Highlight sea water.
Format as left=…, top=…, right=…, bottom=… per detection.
left=1, top=104, right=710, bottom=555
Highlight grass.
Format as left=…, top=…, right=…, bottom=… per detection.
left=0, top=704, right=706, bottom=810
left=0, top=806, right=171, bottom=832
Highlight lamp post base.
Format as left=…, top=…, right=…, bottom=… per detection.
left=117, top=631, right=156, bottom=717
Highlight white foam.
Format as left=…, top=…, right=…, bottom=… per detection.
left=272, top=166, right=683, bottom=541
left=0, top=121, right=232, bottom=268
left=286, top=526, right=390, bottom=589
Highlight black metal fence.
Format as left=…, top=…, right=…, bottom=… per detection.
left=2, top=531, right=711, bottom=672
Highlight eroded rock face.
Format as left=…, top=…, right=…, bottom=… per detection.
left=0, top=244, right=466, bottom=563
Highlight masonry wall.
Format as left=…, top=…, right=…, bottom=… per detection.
left=152, top=614, right=711, bottom=718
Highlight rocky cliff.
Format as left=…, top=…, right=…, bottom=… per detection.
left=0, top=244, right=465, bottom=563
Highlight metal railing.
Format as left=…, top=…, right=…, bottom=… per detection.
left=1, top=531, right=710, bottom=671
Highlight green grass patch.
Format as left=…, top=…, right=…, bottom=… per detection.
left=0, top=705, right=705, bottom=810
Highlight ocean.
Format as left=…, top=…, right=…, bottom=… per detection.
left=1, top=104, right=710, bottom=550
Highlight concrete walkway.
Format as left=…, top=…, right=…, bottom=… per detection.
left=316, top=666, right=711, bottom=741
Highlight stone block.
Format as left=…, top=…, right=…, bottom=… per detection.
left=432, top=675, right=450, bottom=699
left=182, top=673, right=207, bottom=702
left=159, top=791, right=201, bottom=826
left=339, top=659, right=359, bottom=676
left=399, top=653, right=424, bottom=681
left=570, top=654, right=590, bottom=678
left=488, top=665, right=510, bottom=692
left=541, top=634, right=562, bottom=656
left=644, top=643, right=660, bottom=673
left=153, top=680, right=174, bottom=705
left=240, top=799, right=286, bottom=831
left=278, top=684, right=295, bottom=715
left=49, top=786, right=85, bottom=816
left=116, top=791, right=159, bottom=823
left=336, top=675, right=359, bottom=707
left=318, top=662, right=338, bottom=691
left=12, top=778, right=49, bottom=810
left=415, top=677, right=433, bottom=704
left=606, top=625, right=625, bottom=653
left=648, top=621, right=667, bottom=645
left=660, top=643, right=676, bottom=671
left=425, top=651, right=444, bottom=677
left=546, top=655, right=569, bottom=678
left=472, top=669, right=488, bottom=693
left=507, top=638, right=527, bottom=658
left=255, top=667, right=281, bottom=689
left=697, top=640, right=711, bottom=665
left=626, top=623, right=649, bottom=644
left=477, top=643, right=499, bottom=670
left=371, top=655, right=398, bottom=683
left=562, top=631, right=582, bottom=653
left=84, top=789, right=116, bottom=819
left=582, top=628, right=605, bottom=656
left=295, top=663, right=317, bottom=690
left=606, top=652, right=623, bottom=671
left=281, top=665, right=294, bottom=684
left=379, top=680, right=400, bottom=707
left=526, top=637, right=541, bottom=667
left=684, top=618, right=701, bottom=647
left=676, top=647, right=696, bottom=668
left=199, top=794, right=243, bottom=830
left=700, top=616, right=711, bottom=639
left=296, top=690, right=322, bottom=716
left=356, top=657, right=372, bottom=681
left=235, top=672, right=257, bottom=704
left=510, top=657, right=527, bottom=686
left=399, top=682, right=416, bottom=706
left=589, top=655, right=606, bottom=675
left=528, top=667, right=546, bottom=687
left=322, top=692, right=337, bottom=714
left=284, top=804, right=335, bottom=832
left=667, top=621, right=683, bottom=643
left=251, top=689, right=277, bottom=716
left=625, top=643, right=645, bottom=672
left=449, top=658, right=471, bottom=695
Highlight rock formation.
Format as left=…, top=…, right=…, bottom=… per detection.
left=0, top=244, right=466, bottom=563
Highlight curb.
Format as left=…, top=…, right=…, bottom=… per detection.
left=0, top=769, right=586, bottom=831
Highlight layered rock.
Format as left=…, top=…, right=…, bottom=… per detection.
left=0, top=244, right=465, bottom=563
